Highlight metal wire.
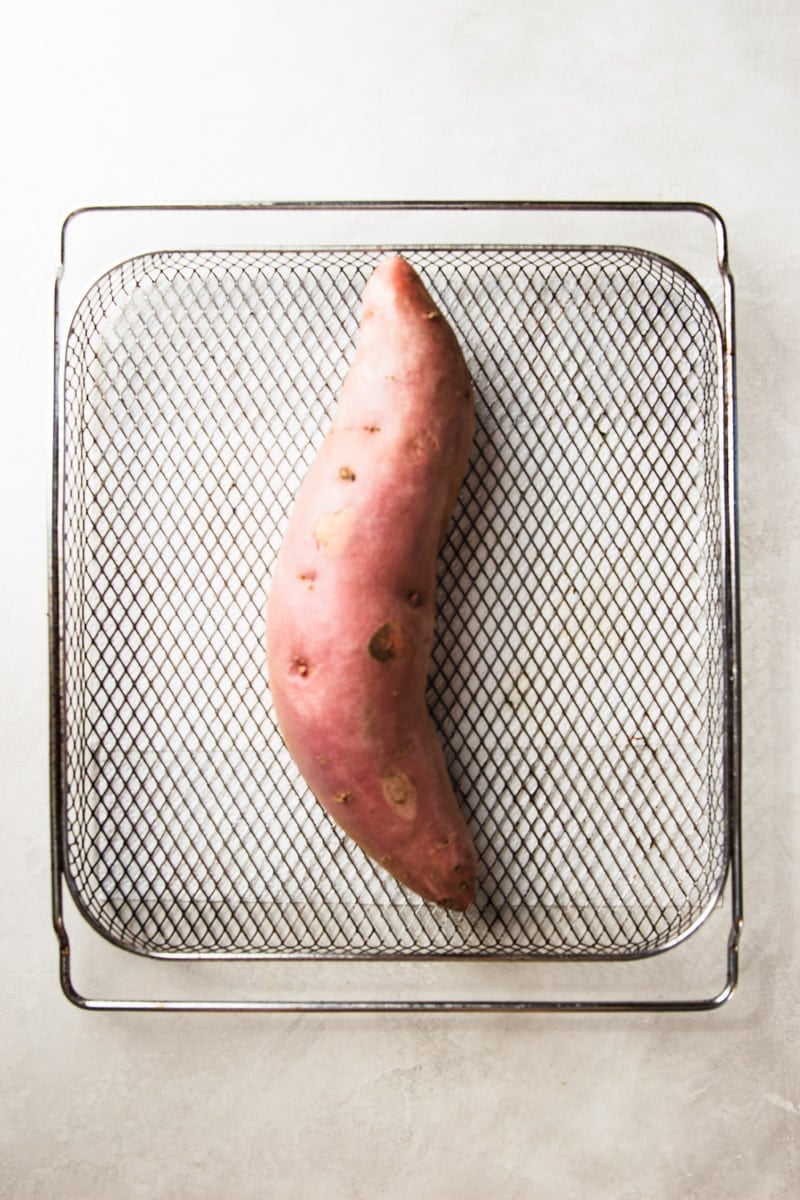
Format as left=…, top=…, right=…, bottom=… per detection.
left=57, top=243, right=729, bottom=966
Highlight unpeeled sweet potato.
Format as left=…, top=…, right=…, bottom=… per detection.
left=266, top=255, right=477, bottom=909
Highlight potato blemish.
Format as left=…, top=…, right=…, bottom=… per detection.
left=381, top=769, right=417, bottom=818
left=313, top=505, right=356, bottom=554
left=332, top=791, right=352, bottom=805
left=298, top=570, right=316, bottom=590
left=406, top=429, right=438, bottom=462
left=338, top=466, right=356, bottom=482
left=289, top=656, right=311, bottom=678
left=407, top=590, right=422, bottom=608
left=368, top=620, right=405, bottom=662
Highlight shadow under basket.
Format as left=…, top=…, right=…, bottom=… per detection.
left=50, top=201, right=741, bottom=1011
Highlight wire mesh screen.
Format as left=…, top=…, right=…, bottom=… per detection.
left=58, top=245, right=727, bottom=959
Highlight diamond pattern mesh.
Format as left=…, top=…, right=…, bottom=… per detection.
left=57, top=246, right=727, bottom=958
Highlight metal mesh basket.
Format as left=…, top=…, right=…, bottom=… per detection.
left=51, top=203, right=740, bottom=1010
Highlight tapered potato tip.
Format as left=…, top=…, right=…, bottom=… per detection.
left=361, top=255, right=443, bottom=319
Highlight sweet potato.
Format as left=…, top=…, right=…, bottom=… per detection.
left=266, top=256, right=477, bottom=909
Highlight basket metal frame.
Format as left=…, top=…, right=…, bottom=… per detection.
left=50, top=200, right=741, bottom=1012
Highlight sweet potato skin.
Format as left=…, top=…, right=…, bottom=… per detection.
left=266, top=256, right=477, bottom=909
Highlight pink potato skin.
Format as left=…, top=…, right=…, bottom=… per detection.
left=265, top=255, right=477, bottom=909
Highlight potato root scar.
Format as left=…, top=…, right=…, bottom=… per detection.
left=313, top=505, right=356, bottom=554
left=436, top=882, right=472, bottom=909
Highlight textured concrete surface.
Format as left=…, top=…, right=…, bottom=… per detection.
left=2, top=1, right=798, bottom=1196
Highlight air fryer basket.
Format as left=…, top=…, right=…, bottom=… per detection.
left=50, top=202, right=740, bottom=1010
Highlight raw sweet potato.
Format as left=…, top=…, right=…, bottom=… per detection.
left=266, top=255, right=477, bottom=909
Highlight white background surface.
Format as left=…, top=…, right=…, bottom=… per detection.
left=1, top=1, right=798, bottom=1196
